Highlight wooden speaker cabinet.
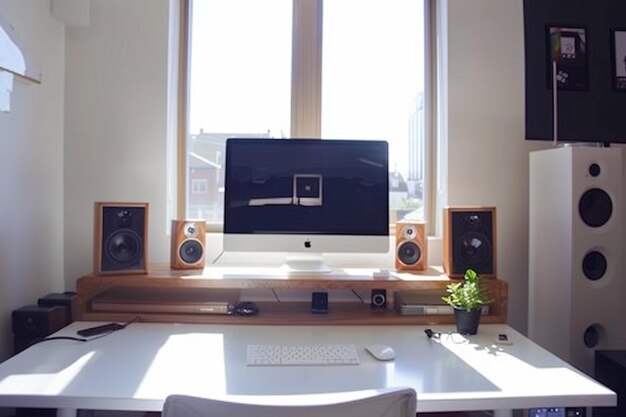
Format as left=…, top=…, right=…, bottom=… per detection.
left=395, top=221, right=427, bottom=271
left=94, top=202, right=149, bottom=275
left=443, top=206, right=496, bottom=278
left=171, top=220, right=206, bottom=270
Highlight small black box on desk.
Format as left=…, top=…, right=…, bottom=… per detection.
left=12, top=305, right=68, bottom=338
left=37, top=292, right=77, bottom=323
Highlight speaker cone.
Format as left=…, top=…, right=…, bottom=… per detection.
left=397, top=241, right=421, bottom=265
left=582, top=251, right=607, bottom=281
left=105, top=230, right=142, bottom=265
left=583, top=325, right=600, bottom=348
left=179, top=240, right=204, bottom=264
left=579, top=188, right=612, bottom=227
left=456, top=232, right=492, bottom=267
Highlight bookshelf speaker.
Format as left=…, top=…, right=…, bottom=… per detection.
left=171, top=220, right=206, bottom=270
left=94, top=202, right=149, bottom=275
left=443, top=206, right=496, bottom=278
left=395, top=221, right=427, bottom=271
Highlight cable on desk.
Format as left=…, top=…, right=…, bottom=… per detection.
left=211, top=249, right=225, bottom=265
left=25, top=335, right=88, bottom=349
left=123, top=315, right=141, bottom=327
left=351, top=289, right=365, bottom=304
left=27, top=316, right=143, bottom=349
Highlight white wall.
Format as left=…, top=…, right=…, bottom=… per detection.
left=64, top=0, right=171, bottom=288
left=0, top=0, right=66, bottom=360
left=445, top=0, right=549, bottom=331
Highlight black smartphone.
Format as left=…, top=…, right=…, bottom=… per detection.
left=77, top=323, right=125, bottom=337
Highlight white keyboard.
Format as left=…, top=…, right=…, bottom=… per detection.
left=246, top=343, right=360, bottom=366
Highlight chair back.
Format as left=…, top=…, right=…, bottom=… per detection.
left=163, top=387, right=417, bottom=417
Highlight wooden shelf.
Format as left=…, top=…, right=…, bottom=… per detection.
left=75, top=263, right=508, bottom=325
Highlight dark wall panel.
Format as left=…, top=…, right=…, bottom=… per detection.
left=524, top=0, right=626, bottom=144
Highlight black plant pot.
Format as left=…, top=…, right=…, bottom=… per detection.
left=454, top=308, right=482, bottom=335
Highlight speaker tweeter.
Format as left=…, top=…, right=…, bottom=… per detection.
left=171, top=220, right=206, bottom=270
left=395, top=221, right=427, bottom=271
left=371, top=289, right=387, bottom=310
left=94, top=202, right=149, bottom=275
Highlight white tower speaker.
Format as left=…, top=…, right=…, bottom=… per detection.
left=528, top=146, right=624, bottom=376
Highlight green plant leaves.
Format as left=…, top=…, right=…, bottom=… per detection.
left=441, top=268, right=492, bottom=312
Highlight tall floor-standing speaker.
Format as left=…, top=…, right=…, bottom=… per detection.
left=443, top=206, right=496, bottom=278
left=529, top=146, right=624, bottom=376
left=94, top=202, right=149, bottom=275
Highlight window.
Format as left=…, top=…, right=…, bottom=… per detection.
left=181, top=0, right=434, bottom=231
left=191, top=178, right=208, bottom=194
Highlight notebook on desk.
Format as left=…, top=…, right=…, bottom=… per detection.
left=90, top=287, right=240, bottom=314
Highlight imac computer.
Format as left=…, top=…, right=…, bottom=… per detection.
left=223, top=138, right=389, bottom=274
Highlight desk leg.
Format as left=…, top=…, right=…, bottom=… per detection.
left=57, top=408, right=77, bottom=417
left=493, top=409, right=512, bottom=417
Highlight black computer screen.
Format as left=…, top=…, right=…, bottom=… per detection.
left=223, top=138, right=389, bottom=236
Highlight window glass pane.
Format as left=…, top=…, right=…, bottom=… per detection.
left=187, top=0, right=292, bottom=222
left=322, top=0, right=426, bottom=223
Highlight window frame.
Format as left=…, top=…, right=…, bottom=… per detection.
left=177, top=0, right=440, bottom=235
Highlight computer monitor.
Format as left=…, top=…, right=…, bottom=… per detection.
left=223, top=138, right=389, bottom=274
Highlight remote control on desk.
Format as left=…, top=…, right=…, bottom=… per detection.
left=77, top=323, right=125, bottom=337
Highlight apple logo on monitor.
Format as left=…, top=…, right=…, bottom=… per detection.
left=304, top=240, right=312, bottom=249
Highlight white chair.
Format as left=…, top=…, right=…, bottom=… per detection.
left=162, top=387, right=417, bottom=417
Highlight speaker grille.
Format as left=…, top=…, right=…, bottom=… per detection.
left=95, top=202, right=149, bottom=275
left=444, top=207, right=496, bottom=277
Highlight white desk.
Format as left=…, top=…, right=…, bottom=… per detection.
left=0, top=322, right=615, bottom=416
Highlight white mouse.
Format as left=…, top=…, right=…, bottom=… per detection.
left=365, top=344, right=396, bottom=361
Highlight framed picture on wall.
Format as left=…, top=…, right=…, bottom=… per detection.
left=546, top=25, right=589, bottom=91
left=611, top=29, right=626, bottom=91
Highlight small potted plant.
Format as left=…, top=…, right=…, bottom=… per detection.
left=442, top=268, right=492, bottom=335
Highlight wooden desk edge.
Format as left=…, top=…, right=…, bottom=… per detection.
left=75, top=266, right=508, bottom=325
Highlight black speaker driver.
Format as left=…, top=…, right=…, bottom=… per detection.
left=371, top=289, right=387, bottom=309
left=583, top=325, right=600, bottom=348
left=588, top=163, right=601, bottom=177
left=397, top=241, right=421, bottom=265
left=105, top=230, right=142, bottom=265
left=456, top=232, right=492, bottom=267
left=115, top=208, right=134, bottom=228
left=579, top=188, right=612, bottom=228
left=582, top=251, right=607, bottom=281
left=461, top=214, right=483, bottom=230
left=179, top=239, right=204, bottom=264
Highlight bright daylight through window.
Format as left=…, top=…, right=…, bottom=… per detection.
left=184, top=0, right=428, bottom=229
